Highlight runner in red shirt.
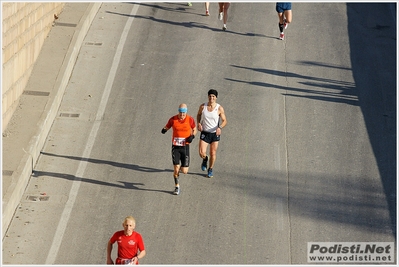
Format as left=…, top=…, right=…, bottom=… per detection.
left=107, top=216, right=146, bottom=265
left=162, top=103, right=197, bottom=195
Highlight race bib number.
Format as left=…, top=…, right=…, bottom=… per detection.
left=121, top=259, right=132, bottom=265
left=117, top=258, right=134, bottom=265
left=173, top=137, right=186, bottom=146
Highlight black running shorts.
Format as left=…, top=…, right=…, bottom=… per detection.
left=171, top=145, right=190, bottom=167
left=200, top=131, right=220, bottom=144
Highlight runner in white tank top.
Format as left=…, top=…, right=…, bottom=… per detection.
left=196, top=89, right=227, bottom=178
left=201, top=103, right=220, bottom=133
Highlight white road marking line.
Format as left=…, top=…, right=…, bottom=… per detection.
left=274, top=143, right=280, bottom=170
left=45, top=4, right=139, bottom=264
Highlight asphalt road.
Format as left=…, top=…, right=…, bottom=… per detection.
left=2, top=2, right=396, bottom=265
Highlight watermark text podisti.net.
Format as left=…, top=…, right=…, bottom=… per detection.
left=307, top=242, right=394, bottom=263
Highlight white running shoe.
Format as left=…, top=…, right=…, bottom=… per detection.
left=284, top=19, right=288, bottom=29
left=279, top=32, right=284, bottom=40
left=218, top=12, right=223, bottom=20
left=173, top=186, right=180, bottom=195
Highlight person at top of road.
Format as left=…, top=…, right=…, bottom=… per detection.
left=107, top=216, right=146, bottom=265
left=276, top=2, right=292, bottom=40
left=162, top=103, right=197, bottom=195
left=197, top=89, right=227, bottom=178
left=218, top=2, right=231, bottom=31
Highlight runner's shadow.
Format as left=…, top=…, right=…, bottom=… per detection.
left=189, top=171, right=210, bottom=178
left=106, top=10, right=266, bottom=37
left=118, top=181, right=175, bottom=195
left=40, top=152, right=171, bottom=173
left=31, top=170, right=173, bottom=195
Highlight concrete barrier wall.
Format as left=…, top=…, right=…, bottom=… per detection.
left=2, top=2, right=65, bottom=132
left=2, top=2, right=102, bottom=238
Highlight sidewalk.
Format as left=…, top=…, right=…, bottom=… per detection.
left=2, top=2, right=102, bottom=238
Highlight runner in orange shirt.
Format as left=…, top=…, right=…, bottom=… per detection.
left=162, top=103, right=197, bottom=195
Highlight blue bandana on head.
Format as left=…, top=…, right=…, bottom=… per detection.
left=178, top=107, right=188, bottom=113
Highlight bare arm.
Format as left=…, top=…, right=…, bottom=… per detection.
left=106, top=241, right=114, bottom=264
left=197, top=104, right=205, bottom=131
left=133, top=249, right=146, bottom=264
left=218, top=105, right=227, bottom=128
left=138, top=249, right=146, bottom=259
left=216, top=105, right=227, bottom=135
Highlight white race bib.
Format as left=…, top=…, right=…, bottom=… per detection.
left=173, top=137, right=186, bottom=146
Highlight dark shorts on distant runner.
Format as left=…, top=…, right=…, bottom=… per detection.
left=276, top=2, right=291, bottom=13
left=200, top=131, right=220, bottom=144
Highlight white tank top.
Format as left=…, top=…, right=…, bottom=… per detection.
left=201, top=103, right=220, bottom=133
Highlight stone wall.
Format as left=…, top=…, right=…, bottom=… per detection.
left=2, top=2, right=65, bottom=132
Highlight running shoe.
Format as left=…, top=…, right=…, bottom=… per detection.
left=207, top=168, right=213, bottom=178
left=173, top=186, right=180, bottom=195
left=279, top=32, right=284, bottom=40
left=201, top=156, right=208, bottom=171
left=206, top=10, right=210, bottom=16
left=187, top=2, right=192, bottom=6
left=284, top=19, right=288, bottom=29
left=222, top=24, right=227, bottom=31
left=218, top=12, right=223, bottom=20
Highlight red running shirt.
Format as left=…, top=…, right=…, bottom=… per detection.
left=109, top=230, right=145, bottom=260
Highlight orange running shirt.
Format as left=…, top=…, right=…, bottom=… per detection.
left=166, top=115, right=195, bottom=146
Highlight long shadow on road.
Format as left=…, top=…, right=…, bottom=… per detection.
left=347, top=3, right=397, bottom=238
left=226, top=66, right=358, bottom=106
left=218, top=166, right=394, bottom=236
left=223, top=3, right=396, bottom=239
